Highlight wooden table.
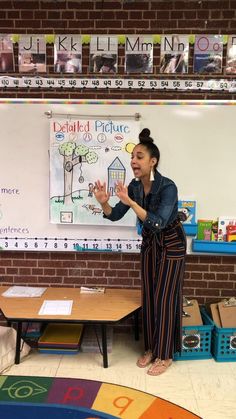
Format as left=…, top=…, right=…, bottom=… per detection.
left=0, top=286, right=141, bottom=368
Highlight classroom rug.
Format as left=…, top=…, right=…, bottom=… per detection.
left=0, top=375, right=201, bottom=419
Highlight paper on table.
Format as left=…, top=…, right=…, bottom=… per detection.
left=2, top=286, right=47, bottom=298
left=38, top=300, right=73, bottom=316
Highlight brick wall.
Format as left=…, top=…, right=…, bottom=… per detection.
left=0, top=0, right=236, bottom=324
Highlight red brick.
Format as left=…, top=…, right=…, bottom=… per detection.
left=129, top=11, right=143, bottom=20
left=87, top=261, right=109, bottom=269
left=216, top=273, right=230, bottom=280
left=123, top=20, right=149, bottom=29
left=74, top=11, right=89, bottom=19
left=197, top=289, right=220, bottom=296
left=41, top=20, right=64, bottom=28
left=86, top=278, right=108, bottom=285
left=211, top=281, right=234, bottom=289
left=221, top=256, right=236, bottom=264
left=21, top=10, right=34, bottom=19
left=197, top=10, right=210, bottom=19
left=190, top=272, right=203, bottom=279
left=38, top=261, right=63, bottom=267
left=108, top=278, right=132, bottom=286
left=51, top=252, right=75, bottom=260
left=64, top=277, right=86, bottom=285
left=186, top=255, right=200, bottom=263
left=80, top=269, right=93, bottom=276
left=44, top=268, right=56, bottom=275
left=14, top=276, right=35, bottom=283
left=203, top=273, right=215, bottom=280
left=32, top=268, right=44, bottom=275
left=25, top=252, right=49, bottom=259
left=94, top=269, right=106, bottom=277
left=151, top=1, right=173, bottom=10
left=62, top=11, right=75, bottom=19
left=76, top=253, right=101, bottom=260
left=170, top=11, right=184, bottom=19
left=208, top=20, right=230, bottom=29
left=38, top=276, right=63, bottom=283
left=184, top=280, right=208, bottom=288
left=178, top=19, right=205, bottom=28
left=110, top=262, right=135, bottom=270
left=182, top=288, right=195, bottom=296
left=123, top=1, right=149, bottom=10
left=210, top=265, right=234, bottom=272
left=199, top=255, right=222, bottom=264
left=128, top=270, right=140, bottom=278
left=116, top=11, right=129, bottom=19
left=185, top=263, right=209, bottom=272
left=33, top=11, right=47, bottom=19
left=0, top=260, right=12, bottom=266
left=15, top=19, right=42, bottom=28
left=210, top=10, right=222, bottom=19
left=221, top=289, right=236, bottom=297
left=48, top=11, right=61, bottom=19
left=96, top=20, right=121, bottom=28
left=19, top=268, right=31, bottom=275
left=13, top=1, right=39, bottom=9
left=77, top=1, right=95, bottom=9
left=40, top=1, right=66, bottom=10
left=184, top=11, right=197, bottom=19
left=203, top=0, right=230, bottom=8
left=222, top=10, right=233, bottom=18
left=13, top=260, right=37, bottom=267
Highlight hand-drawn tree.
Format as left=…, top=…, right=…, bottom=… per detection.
left=59, top=142, right=98, bottom=204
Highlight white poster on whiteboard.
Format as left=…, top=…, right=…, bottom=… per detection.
left=49, top=117, right=140, bottom=225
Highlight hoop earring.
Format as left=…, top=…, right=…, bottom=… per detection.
left=150, top=170, right=154, bottom=181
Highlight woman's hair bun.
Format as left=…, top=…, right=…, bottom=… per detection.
left=139, top=128, right=153, bottom=143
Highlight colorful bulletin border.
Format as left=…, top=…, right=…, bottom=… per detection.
left=0, top=376, right=201, bottom=419
left=0, top=76, right=236, bottom=92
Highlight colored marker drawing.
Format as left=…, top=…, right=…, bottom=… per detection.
left=49, top=117, right=140, bottom=225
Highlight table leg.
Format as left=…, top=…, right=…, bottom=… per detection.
left=101, top=324, right=108, bottom=368
left=134, top=310, right=140, bottom=341
left=15, top=321, right=22, bottom=364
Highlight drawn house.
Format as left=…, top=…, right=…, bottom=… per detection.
left=108, top=157, right=126, bottom=196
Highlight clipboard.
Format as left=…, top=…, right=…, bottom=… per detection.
left=182, top=299, right=203, bottom=326
left=218, top=302, right=236, bottom=328
left=209, top=303, right=222, bottom=327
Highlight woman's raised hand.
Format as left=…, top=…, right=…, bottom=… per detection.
left=94, top=180, right=110, bottom=204
left=115, top=181, right=132, bottom=206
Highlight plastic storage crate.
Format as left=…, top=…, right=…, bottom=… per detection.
left=174, top=312, right=213, bottom=361
left=201, top=307, right=236, bottom=362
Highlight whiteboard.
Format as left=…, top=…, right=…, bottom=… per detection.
left=0, top=99, right=235, bottom=252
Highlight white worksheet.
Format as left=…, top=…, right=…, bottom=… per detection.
left=38, top=300, right=73, bottom=315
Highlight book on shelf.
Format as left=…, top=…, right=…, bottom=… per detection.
left=178, top=200, right=196, bottom=224
left=217, top=216, right=236, bottom=242
left=80, top=286, right=105, bottom=294
left=197, top=220, right=213, bottom=241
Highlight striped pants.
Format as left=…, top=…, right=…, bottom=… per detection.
left=141, top=220, right=186, bottom=360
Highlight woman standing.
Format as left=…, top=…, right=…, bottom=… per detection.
left=94, top=128, right=186, bottom=376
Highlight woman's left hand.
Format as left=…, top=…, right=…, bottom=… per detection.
left=115, top=181, right=132, bottom=206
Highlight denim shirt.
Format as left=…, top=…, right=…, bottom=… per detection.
left=103, top=171, right=178, bottom=233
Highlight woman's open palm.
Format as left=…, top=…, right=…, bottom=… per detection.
left=94, top=180, right=110, bottom=204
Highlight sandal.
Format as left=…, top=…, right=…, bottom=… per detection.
left=136, top=350, right=153, bottom=368
left=147, top=358, right=172, bottom=376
